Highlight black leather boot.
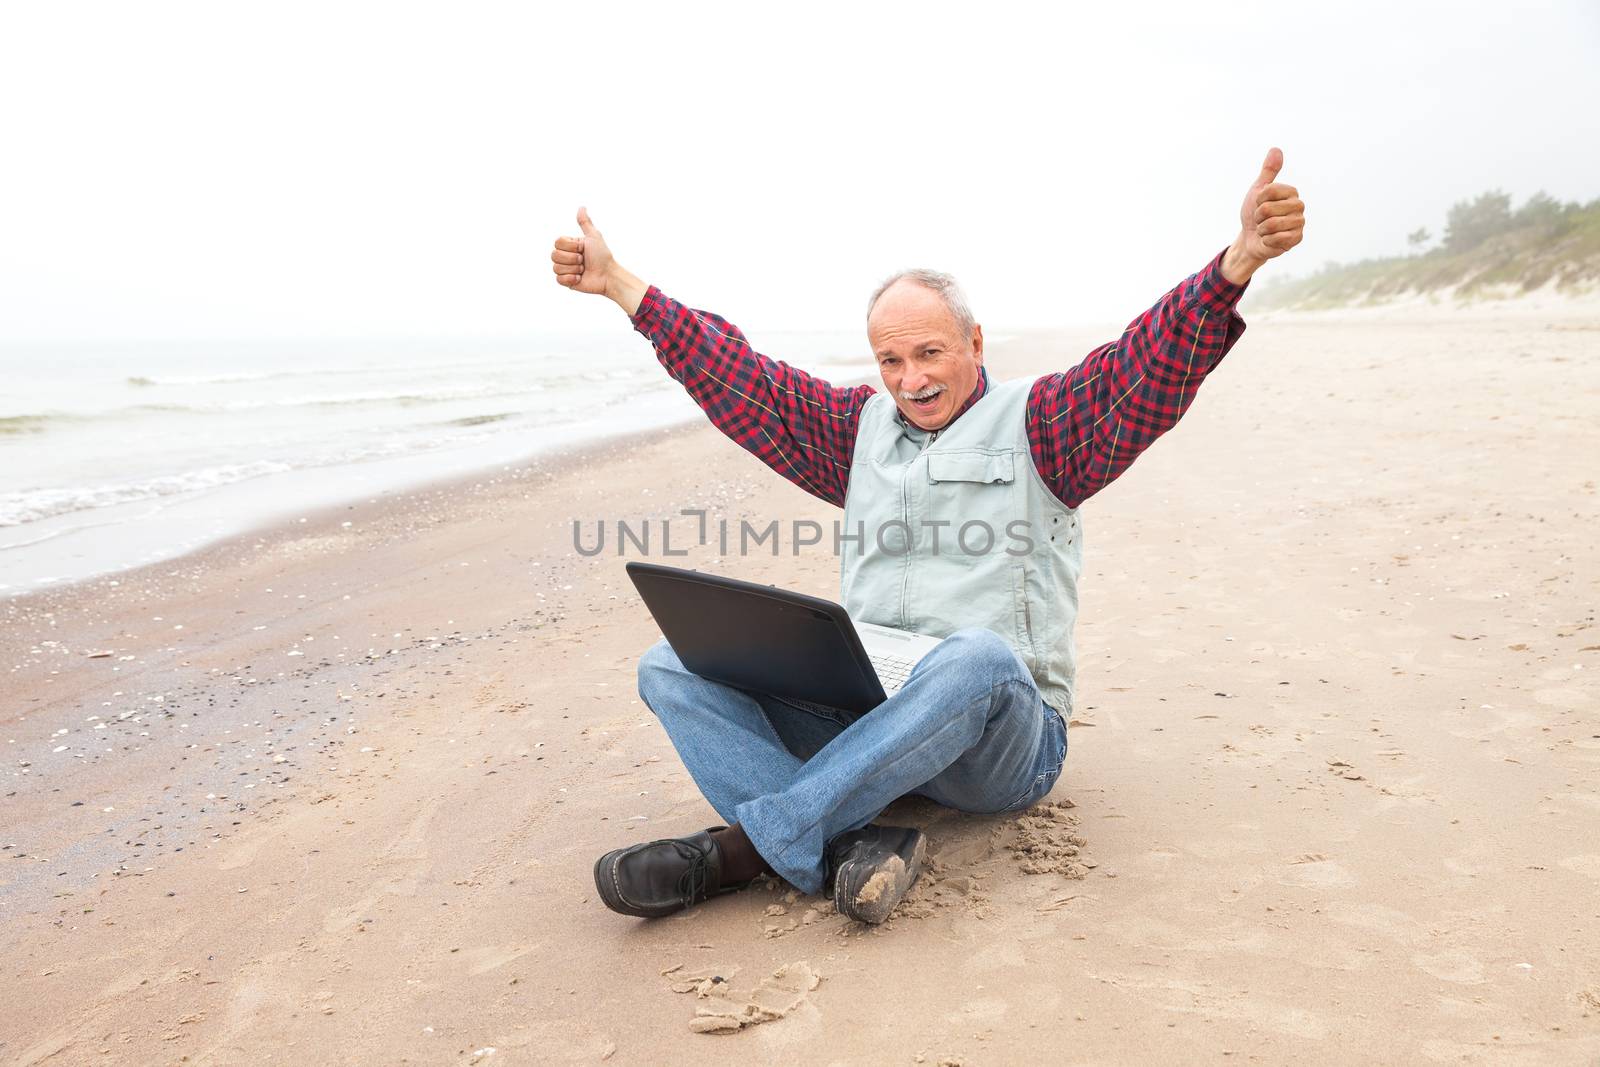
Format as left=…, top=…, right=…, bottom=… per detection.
left=825, top=824, right=928, bottom=924
left=593, top=827, right=751, bottom=918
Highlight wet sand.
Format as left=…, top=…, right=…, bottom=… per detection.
left=3, top=305, right=1599, bottom=1064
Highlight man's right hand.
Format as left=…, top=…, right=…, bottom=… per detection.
left=551, top=207, right=647, bottom=316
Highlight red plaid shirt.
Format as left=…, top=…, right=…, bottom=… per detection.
left=631, top=249, right=1248, bottom=509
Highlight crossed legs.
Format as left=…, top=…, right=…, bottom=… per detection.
left=635, top=627, right=1063, bottom=894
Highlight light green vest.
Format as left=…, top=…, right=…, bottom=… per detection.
left=840, top=377, right=1083, bottom=714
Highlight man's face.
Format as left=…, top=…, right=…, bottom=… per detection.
left=867, top=280, right=984, bottom=431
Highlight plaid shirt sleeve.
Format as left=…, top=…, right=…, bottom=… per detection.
left=631, top=286, right=876, bottom=506
left=1027, top=248, right=1249, bottom=508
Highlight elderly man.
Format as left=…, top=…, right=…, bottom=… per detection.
left=552, top=150, right=1304, bottom=924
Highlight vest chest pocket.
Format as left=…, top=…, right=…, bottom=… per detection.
left=921, top=450, right=1020, bottom=548
left=926, top=451, right=1015, bottom=487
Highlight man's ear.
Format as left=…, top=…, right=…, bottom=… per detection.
left=971, top=324, right=984, bottom=367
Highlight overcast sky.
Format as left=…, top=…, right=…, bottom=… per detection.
left=2, top=0, right=1597, bottom=344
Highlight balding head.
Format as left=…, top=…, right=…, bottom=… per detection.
left=866, top=269, right=975, bottom=338
left=866, top=269, right=984, bottom=432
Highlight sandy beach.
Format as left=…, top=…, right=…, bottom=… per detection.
left=3, top=305, right=1599, bottom=1065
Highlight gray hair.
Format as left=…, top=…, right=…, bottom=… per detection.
left=866, top=268, right=977, bottom=338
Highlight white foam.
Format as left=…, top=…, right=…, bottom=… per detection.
left=0, top=326, right=861, bottom=593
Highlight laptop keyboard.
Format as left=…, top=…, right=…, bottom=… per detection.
left=869, top=653, right=917, bottom=693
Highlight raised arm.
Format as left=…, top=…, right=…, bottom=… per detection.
left=1026, top=148, right=1305, bottom=507
left=551, top=209, right=873, bottom=506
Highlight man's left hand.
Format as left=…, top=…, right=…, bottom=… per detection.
left=1221, top=147, right=1305, bottom=285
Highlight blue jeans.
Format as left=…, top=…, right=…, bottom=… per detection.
left=636, top=627, right=1068, bottom=894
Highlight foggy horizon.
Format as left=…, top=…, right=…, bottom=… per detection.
left=3, top=0, right=1597, bottom=345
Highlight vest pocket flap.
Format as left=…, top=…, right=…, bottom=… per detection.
left=927, top=452, right=1014, bottom=484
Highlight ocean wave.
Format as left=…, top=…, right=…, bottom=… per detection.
left=126, top=370, right=294, bottom=387
left=0, top=460, right=296, bottom=527
left=150, top=384, right=546, bottom=413
left=0, top=387, right=555, bottom=433
left=444, top=412, right=518, bottom=428
left=0, top=421, right=539, bottom=527
left=0, top=414, right=67, bottom=435
left=119, top=355, right=559, bottom=389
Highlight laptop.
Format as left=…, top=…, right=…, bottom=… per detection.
left=625, top=561, right=944, bottom=715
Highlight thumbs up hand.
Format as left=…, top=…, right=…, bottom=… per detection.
left=551, top=208, right=648, bottom=315
left=1243, top=148, right=1305, bottom=259
left=1222, top=148, right=1305, bottom=283
left=551, top=207, right=615, bottom=296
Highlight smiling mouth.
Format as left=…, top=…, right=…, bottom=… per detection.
left=904, top=387, right=945, bottom=413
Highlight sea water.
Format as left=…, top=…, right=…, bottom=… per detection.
left=0, top=329, right=871, bottom=596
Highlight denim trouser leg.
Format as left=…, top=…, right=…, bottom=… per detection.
left=635, top=627, right=1067, bottom=894
left=634, top=639, right=850, bottom=822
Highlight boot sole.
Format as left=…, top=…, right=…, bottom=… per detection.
left=835, top=832, right=928, bottom=925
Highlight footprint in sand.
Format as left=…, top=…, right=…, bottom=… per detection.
left=1412, top=949, right=1486, bottom=985
left=1082, top=972, right=1328, bottom=1039
left=1446, top=705, right=1540, bottom=740
left=463, top=942, right=543, bottom=975
left=321, top=871, right=424, bottom=934
left=1186, top=825, right=1268, bottom=860
left=958, top=997, right=1010, bottom=1024
left=1143, top=846, right=1182, bottom=871
left=1326, top=900, right=1424, bottom=945
left=1534, top=687, right=1590, bottom=709
left=219, top=835, right=267, bottom=872
left=1327, top=905, right=1487, bottom=985
left=934, top=833, right=999, bottom=870
left=1278, top=857, right=1355, bottom=888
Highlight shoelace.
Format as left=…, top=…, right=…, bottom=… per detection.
left=670, top=838, right=715, bottom=910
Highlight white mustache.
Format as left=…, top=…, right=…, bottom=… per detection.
left=899, top=384, right=947, bottom=402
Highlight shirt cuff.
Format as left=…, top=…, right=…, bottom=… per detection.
left=1193, top=246, right=1250, bottom=312
left=630, top=284, right=668, bottom=332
